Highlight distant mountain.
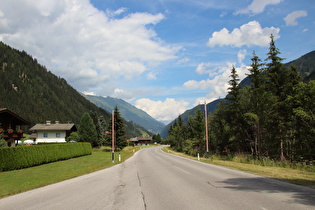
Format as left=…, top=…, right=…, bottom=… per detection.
left=0, top=41, right=151, bottom=138
left=161, top=50, right=315, bottom=138
left=85, top=95, right=165, bottom=134
left=284, top=50, right=315, bottom=81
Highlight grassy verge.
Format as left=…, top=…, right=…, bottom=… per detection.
left=162, top=147, right=315, bottom=189
left=0, top=146, right=140, bottom=198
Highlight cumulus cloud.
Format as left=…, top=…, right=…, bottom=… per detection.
left=0, top=0, right=178, bottom=94
left=195, top=62, right=213, bottom=75
left=284, top=10, right=308, bottom=26
left=235, top=0, right=282, bottom=15
left=111, top=88, right=135, bottom=101
left=237, top=49, right=247, bottom=64
left=184, top=62, right=248, bottom=100
left=207, top=21, right=280, bottom=47
left=135, top=98, right=190, bottom=122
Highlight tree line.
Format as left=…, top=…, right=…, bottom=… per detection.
left=68, top=106, right=127, bottom=150
left=166, top=35, right=315, bottom=162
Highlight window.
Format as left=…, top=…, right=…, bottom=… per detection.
left=43, top=133, right=48, bottom=138
left=56, top=133, right=61, bottom=138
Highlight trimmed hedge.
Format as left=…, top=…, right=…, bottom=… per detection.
left=0, top=143, right=92, bottom=171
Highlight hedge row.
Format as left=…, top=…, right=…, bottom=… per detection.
left=0, top=143, right=92, bottom=171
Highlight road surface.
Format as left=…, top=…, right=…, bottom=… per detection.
left=0, top=146, right=314, bottom=210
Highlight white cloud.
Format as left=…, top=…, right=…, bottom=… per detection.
left=135, top=98, right=190, bottom=122
left=0, top=0, right=178, bottom=94
left=106, top=7, right=127, bottom=17
left=184, top=62, right=248, bottom=99
left=195, top=62, right=213, bottom=75
left=146, top=72, right=157, bottom=80
left=82, top=91, right=96, bottom=96
left=284, top=10, right=308, bottom=26
left=207, top=21, right=280, bottom=47
left=236, top=0, right=282, bottom=15
left=237, top=49, right=247, bottom=64
left=177, top=57, right=190, bottom=64
left=111, top=88, right=135, bottom=101
left=193, top=97, right=218, bottom=106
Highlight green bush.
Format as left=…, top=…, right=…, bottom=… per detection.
left=0, top=143, right=92, bottom=171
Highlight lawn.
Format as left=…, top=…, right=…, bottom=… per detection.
left=0, top=146, right=139, bottom=198
left=162, top=147, right=315, bottom=189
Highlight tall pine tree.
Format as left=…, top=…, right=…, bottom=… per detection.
left=106, top=106, right=127, bottom=151
left=265, top=34, right=287, bottom=159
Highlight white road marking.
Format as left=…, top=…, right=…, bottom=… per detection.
left=173, top=165, right=190, bottom=175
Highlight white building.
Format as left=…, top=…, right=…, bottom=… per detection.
left=30, top=121, right=77, bottom=144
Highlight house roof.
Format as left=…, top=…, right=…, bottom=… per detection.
left=30, top=123, right=77, bottom=131
left=0, top=108, right=30, bottom=125
left=28, top=133, right=37, bottom=139
left=130, top=136, right=152, bottom=142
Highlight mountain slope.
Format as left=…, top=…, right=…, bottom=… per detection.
left=0, top=41, right=110, bottom=126
left=0, top=41, right=151, bottom=138
left=284, top=50, right=315, bottom=80
left=85, top=95, right=165, bottom=134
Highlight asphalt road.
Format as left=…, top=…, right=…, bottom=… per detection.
left=1, top=146, right=314, bottom=210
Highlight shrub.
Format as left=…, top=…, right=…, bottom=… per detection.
left=0, top=143, right=92, bottom=171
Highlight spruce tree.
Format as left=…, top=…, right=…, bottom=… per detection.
left=226, top=65, right=242, bottom=152
left=106, top=107, right=127, bottom=150
left=78, top=112, right=98, bottom=147
left=227, top=66, right=240, bottom=103
left=187, top=108, right=205, bottom=155
left=265, top=34, right=287, bottom=159
left=245, top=52, right=272, bottom=158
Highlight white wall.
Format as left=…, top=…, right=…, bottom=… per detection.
left=36, top=130, right=67, bottom=143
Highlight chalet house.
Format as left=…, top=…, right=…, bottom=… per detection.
left=30, top=121, right=77, bottom=144
left=0, top=108, right=30, bottom=146
left=130, top=136, right=152, bottom=145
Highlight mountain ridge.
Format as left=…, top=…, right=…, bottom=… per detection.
left=84, top=95, right=165, bottom=134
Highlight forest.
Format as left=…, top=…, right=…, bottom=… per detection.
left=166, top=35, right=315, bottom=162
left=0, top=41, right=151, bottom=139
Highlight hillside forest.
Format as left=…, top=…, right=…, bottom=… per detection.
left=0, top=41, right=152, bottom=142
left=166, top=35, right=315, bottom=162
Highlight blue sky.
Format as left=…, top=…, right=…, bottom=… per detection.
left=0, top=0, right=314, bottom=123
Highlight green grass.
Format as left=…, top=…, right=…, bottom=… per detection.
left=0, top=146, right=139, bottom=198
left=162, top=147, right=315, bottom=189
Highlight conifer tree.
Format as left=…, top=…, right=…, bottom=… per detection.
left=265, top=34, right=287, bottom=159
left=106, top=107, right=127, bottom=150
left=97, top=115, right=107, bottom=146
left=244, top=52, right=271, bottom=158
left=226, top=65, right=242, bottom=152
left=78, top=112, right=98, bottom=147
left=187, top=108, right=205, bottom=155
left=227, top=66, right=240, bottom=103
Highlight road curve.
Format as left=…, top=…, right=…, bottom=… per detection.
left=0, top=146, right=314, bottom=210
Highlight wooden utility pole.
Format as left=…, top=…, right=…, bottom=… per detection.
left=112, top=111, right=115, bottom=163
left=204, top=102, right=209, bottom=159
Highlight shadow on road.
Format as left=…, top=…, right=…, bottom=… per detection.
left=218, top=177, right=315, bottom=206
